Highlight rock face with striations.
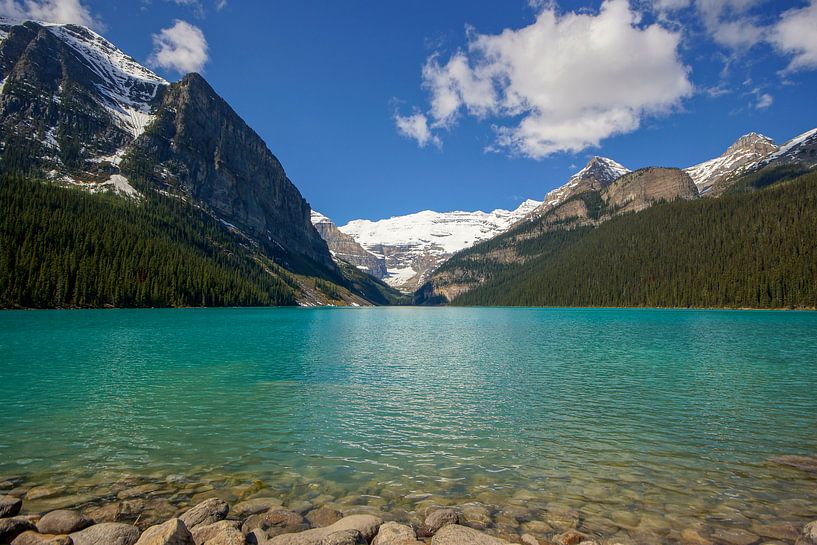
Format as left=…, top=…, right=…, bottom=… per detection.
left=311, top=211, right=388, bottom=279
left=604, top=167, right=698, bottom=214
left=124, top=73, right=333, bottom=272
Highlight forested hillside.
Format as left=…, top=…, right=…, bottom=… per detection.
left=439, top=170, right=817, bottom=309
left=0, top=176, right=302, bottom=308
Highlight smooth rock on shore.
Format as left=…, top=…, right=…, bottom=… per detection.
left=420, top=509, right=460, bottom=537
left=190, top=520, right=243, bottom=545
left=37, top=509, right=94, bottom=534
left=319, top=529, right=366, bottom=545
left=231, top=498, right=284, bottom=519
left=371, top=522, right=417, bottom=545
left=70, top=522, right=141, bottom=545
left=135, top=518, right=195, bottom=545
left=0, top=517, right=37, bottom=543
left=0, top=495, right=23, bottom=518
left=798, top=521, right=817, bottom=545
left=179, top=499, right=229, bottom=531
left=11, top=531, right=72, bottom=545
left=430, top=525, right=510, bottom=545
left=268, top=515, right=383, bottom=545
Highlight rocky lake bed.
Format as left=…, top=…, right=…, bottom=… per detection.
left=1, top=458, right=817, bottom=545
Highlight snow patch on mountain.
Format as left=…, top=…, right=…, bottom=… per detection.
left=338, top=199, right=541, bottom=290
left=762, top=127, right=817, bottom=166
left=0, top=17, right=167, bottom=139
left=685, top=133, right=778, bottom=194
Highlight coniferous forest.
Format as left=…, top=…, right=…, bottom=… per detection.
left=0, top=176, right=299, bottom=308
left=448, top=170, right=817, bottom=308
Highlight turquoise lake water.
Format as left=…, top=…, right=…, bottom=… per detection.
left=1, top=308, right=816, bottom=539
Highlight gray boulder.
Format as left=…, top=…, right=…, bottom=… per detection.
left=0, top=517, right=37, bottom=543
left=70, top=522, right=141, bottom=545
left=0, top=495, right=23, bottom=518
left=430, top=525, right=510, bottom=545
left=37, top=509, right=94, bottom=534
left=179, top=499, right=229, bottom=530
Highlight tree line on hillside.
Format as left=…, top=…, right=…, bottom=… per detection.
left=0, top=175, right=298, bottom=308
left=450, top=170, right=817, bottom=309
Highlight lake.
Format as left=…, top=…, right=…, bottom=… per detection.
left=1, top=307, right=816, bottom=542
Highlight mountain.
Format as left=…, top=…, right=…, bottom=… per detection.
left=684, top=133, right=778, bottom=196
left=311, top=211, right=388, bottom=279
left=337, top=199, right=542, bottom=292
left=417, top=165, right=698, bottom=303
left=526, top=156, right=629, bottom=220
left=0, top=18, right=398, bottom=307
left=759, top=127, right=817, bottom=170
left=446, top=169, right=817, bottom=309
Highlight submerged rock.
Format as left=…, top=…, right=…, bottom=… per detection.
left=430, top=524, right=510, bottom=545
left=36, top=509, right=94, bottom=534
left=134, top=518, right=195, bottom=545
left=0, top=495, right=23, bottom=518
left=769, top=455, right=817, bottom=473
left=306, top=507, right=343, bottom=528
left=710, top=527, right=760, bottom=545
left=553, top=530, right=589, bottom=545
left=179, top=499, right=229, bottom=530
left=69, top=522, right=141, bottom=545
left=797, top=521, right=817, bottom=545
left=231, top=498, right=284, bottom=519
left=25, top=486, right=66, bottom=502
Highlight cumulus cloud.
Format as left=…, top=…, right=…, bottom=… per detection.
left=401, top=0, right=692, bottom=158
left=0, top=0, right=100, bottom=28
left=149, top=19, right=209, bottom=74
left=770, top=0, right=817, bottom=72
left=394, top=112, right=442, bottom=149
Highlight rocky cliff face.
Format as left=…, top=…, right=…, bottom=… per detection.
left=123, top=73, right=333, bottom=271
left=0, top=19, right=336, bottom=277
left=0, top=20, right=165, bottom=175
left=605, top=167, right=698, bottom=213
left=526, top=157, right=629, bottom=220
left=685, top=133, right=778, bottom=196
left=311, top=211, right=388, bottom=278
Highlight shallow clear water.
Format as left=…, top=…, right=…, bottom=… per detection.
left=1, top=308, right=817, bottom=540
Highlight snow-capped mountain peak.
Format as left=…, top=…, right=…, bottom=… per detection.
left=760, top=127, right=817, bottom=168
left=0, top=18, right=167, bottom=138
left=539, top=156, right=630, bottom=211
left=685, top=132, right=778, bottom=195
left=337, top=198, right=542, bottom=291
left=572, top=156, right=630, bottom=185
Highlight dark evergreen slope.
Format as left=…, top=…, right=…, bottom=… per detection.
left=441, top=169, right=817, bottom=309
left=0, top=175, right=298, bottom=308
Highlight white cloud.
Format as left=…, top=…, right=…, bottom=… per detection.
left=0, top=0, right=100, bottom=28
left=754, top=92, right=773, bottom=109
left=410, top=0, right=691, bottom=158
left=770, top=0, right=817, bottom=72
left=149, top=19, right=209, bottom=74
left=394, top=112, right=442, bottom=149
left=650, top=0, right=765, bottom=49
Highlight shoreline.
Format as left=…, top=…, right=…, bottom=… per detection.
left=2, top=471, right=816, bottom=545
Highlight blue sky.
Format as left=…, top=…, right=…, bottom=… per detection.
left=5, top=1, right=817, bottom=224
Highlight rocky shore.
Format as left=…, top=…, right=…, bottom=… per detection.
left=1, top=472, right=816, bottom=545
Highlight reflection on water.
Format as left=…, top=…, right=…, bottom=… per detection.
left=1, top=308, right=816, bottom=540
